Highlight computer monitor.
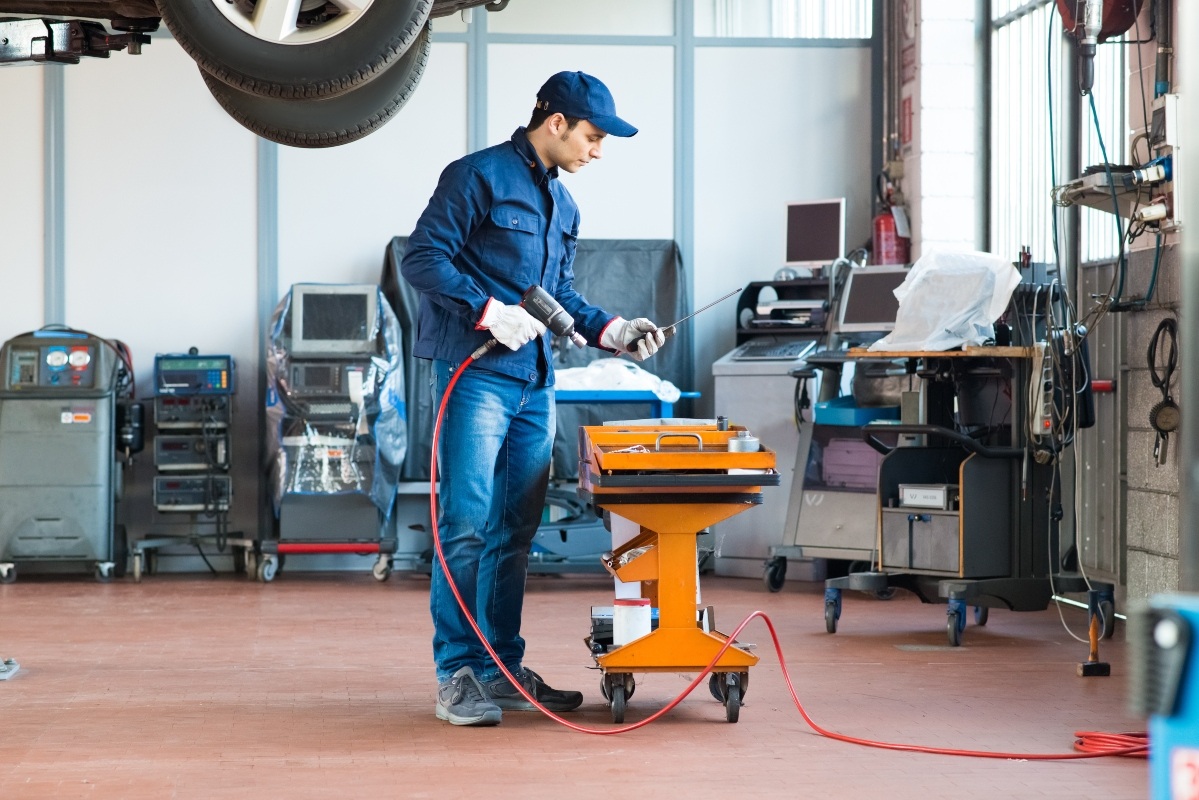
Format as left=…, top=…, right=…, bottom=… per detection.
left=785, top=197, right=846, bottom=268
left=835, top=265, right=908, bottom=334
left=290, top=283, right=379, bottom=357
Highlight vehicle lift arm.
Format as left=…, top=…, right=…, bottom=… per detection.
left=0, top=17, right=151, bottom=64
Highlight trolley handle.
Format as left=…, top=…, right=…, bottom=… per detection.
left=860, top=423, right=1023, bottom=459
left=654, top=432, right=703, bottom=451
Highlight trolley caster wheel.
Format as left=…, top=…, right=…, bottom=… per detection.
left=724, top=679, right=741, bottom=723
left=610, top=683, right=626, bottom=723
left=145, top=550, right=158, bottom=576
left=709, top=671, right=749, bottom=706
left=0, top=564, right=16, bottom=584
left=873, top=587, right=897, bottom=601
left=233, top=547, right=247, bottom=575
left=132, top=553, right=143, bottom=583
left=95, top=562, right=114, bottom=583
left=601, top=673, right=634, bottom=700
left=825, top=602, right=839, bottom=634
left=257, top=556, right=278, bottom=583
left=244, top=550, right=258, bottom=578
left=372, top=557, right=392, bottom=582
left=708, top=672, right=725, bottom=702
left=763, top=557, right=786, bottom=593
left=947, top=609, right=964, bottom=647
left=974, top=606, right=989, bottom=626
left=1099, top=599, right=1116, bottom=639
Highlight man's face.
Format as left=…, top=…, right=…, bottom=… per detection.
left=549, top=118, right=606, bottom=173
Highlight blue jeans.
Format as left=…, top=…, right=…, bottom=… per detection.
left=429, top=360, right=554, bottom=683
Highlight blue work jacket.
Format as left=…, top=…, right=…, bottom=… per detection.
left=400, top=127, right=616, bottom=385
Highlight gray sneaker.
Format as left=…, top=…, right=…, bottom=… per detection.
left=436, top=666, right=502, bottom=726
left=483, top=667, right=583, bottom=712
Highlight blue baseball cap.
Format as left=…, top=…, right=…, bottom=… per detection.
left=535, top=71, right=638, bottom=138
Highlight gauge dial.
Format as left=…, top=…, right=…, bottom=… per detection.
left=1150, top=399, right=1180, bottom=434
left=46, top=349, right=68, bottom=368
left=68, top=349, right=92, bottom=368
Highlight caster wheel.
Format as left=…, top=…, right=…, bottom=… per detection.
left=725, top=678, right=741, bottom=723
left=145, top=550, right=158, bottom=576
left=1099, top=599, right=1116, bottom=639
left=873, top=587, right=898, bottom=601
left=372, top=558, right=392, bottom=582
left=258, top=557, right=278, bottom=582
left=610, top=684, right=626, bottom=723
left=603, top=673, right=633, bottom=706
left=947, top=610, right=963, bottom=647
left=825, top=602, right=839, bottom=634
left=763, top=557, right=786, bottom=593
left=974, top=606, right=989, bottom=626
left=95, top=563, right=114, bottom=583
left=0, top=565, right=16, bottom=584
left=709, top=672, right=748, bottom=705
left=708, top=672, right=725, bottom=702
left=132, top=553, right=143, bottom=583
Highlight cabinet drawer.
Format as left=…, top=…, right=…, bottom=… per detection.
left=881, top=508, right=959, bottom=575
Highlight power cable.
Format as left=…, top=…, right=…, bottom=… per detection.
left=426, top=344, right=1146, bottom=759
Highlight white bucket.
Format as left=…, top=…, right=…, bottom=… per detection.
left=613, top=597, right=652, bottom=646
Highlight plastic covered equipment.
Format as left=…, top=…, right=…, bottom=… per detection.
left=264, top=283, right=406, bottom=517
left=868, top=250, right=1021, bottom=352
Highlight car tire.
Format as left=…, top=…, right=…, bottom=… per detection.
left=200, top=23, right=430, bottom=148
left=156, top=0, right=431, bottom=99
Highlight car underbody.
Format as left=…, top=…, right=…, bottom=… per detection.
left=0, top=0, right=504, bottom=24
left=0, top=0, right=513, bottom=147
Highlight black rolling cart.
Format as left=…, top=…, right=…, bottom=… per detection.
left=821, top=344, right=1115, bottom=648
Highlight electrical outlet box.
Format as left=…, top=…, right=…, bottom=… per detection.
left=1150, top=94, right=1179, bottom=149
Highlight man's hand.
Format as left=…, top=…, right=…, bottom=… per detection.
left=602, top=317, right=666, bottom=362
left=478, top=299, right=547, bottom=351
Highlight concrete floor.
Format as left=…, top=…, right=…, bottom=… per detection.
left=1, top=569, right=1146, bottom=799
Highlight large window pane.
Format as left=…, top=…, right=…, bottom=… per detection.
left=695, top=0, right=871, bottom=39
left=990, top=0, right=1128, bottom=265
left=1078, top=41, right=1128, bottom=263
left=990, top=2, right=1068, bottom=264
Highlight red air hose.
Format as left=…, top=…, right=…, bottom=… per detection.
left=427, top=345, right=1147, bottom=757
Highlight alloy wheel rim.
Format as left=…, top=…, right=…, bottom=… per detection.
left=210, top=0, right=374, bottom=46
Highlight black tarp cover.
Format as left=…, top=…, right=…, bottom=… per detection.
left=380, top=237, right=690, bottom=481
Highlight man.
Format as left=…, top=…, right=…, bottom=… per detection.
left=400, top=71, right=666, bottom=727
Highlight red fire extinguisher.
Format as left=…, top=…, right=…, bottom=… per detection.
left=871, top=207, right=910, bottom=265
left=871, top=171, right=910, bottom=265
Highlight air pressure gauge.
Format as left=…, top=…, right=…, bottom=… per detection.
left=45, top=349, right=68, bottom=369
left=68, top=349, right=92, bottom=369
left=1150, top=399, right=1180, bottom=435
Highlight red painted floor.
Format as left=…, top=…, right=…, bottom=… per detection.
left=1, top=571, right=1146, bottom=799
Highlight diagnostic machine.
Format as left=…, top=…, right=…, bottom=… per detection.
left=0, top=328, right=138, bottom=582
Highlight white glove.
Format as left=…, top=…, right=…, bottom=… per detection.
left=478, top=299, right=546, bottom=351
left=601, top=317, right=666, bottom=362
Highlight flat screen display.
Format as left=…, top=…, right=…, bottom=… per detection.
left=290, top=283, right=378, bottom=356
left=785, top=198, right=846, bottom=267
left=302, top=294, right=369, bottom=341
left=836, top=266, right=908, bottom=333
